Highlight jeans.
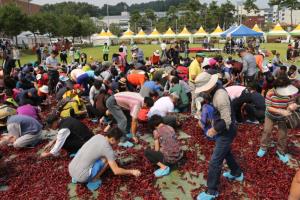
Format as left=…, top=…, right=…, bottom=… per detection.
left=106, top=96, right=127, bottom=141
left=207, top=124, right=242, bottom=195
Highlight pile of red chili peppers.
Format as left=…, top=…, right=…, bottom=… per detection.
left=0, top=115, right=298, bottom=199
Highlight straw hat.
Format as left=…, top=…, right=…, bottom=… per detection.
left=276, top=85, right=298, bottom=96
left=154, top=50, right=160, bottom=56
left=39, top=85, right=49, bottom=94
left=195, top=72, right=219, bottom=94
left=0, top=105, right=16, bottom=126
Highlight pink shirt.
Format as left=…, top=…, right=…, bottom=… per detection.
left=114, top=92, right=144, bottom=118
left=17, top=104, right=39, bottom=120
left=225, top=85, right=246, bottom=100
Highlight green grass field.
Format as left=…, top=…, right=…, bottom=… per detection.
left=15, top=43, right=300, bottom=66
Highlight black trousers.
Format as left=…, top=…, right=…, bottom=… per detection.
left=103, top=54, right=109, bottom=61
left=144, top=149, right=166, bottom=165
left=48, top=70, right=59, bottom=95
left=244, top=104, right=265, bottom=122
left=86, top=105, right=104, bottom=119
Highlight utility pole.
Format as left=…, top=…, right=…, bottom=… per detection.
left=106, top=4, right=109, bottom=29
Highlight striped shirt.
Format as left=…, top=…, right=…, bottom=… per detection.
left=265, top=89, right=292, bottom=119
left=114, top=92, right=144, bottom=118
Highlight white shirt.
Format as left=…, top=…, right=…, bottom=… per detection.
left=50, top=128, right=70, bottom=156
left=148, top=96, right=174, bottom=118
left=225, top=85, right=246, bottom=100
left=46, top=56, right=58, bottom=70
left=89, top=85, right=100, bottom=106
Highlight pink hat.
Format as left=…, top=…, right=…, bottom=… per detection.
left=209, top=58, right=217, bottom=66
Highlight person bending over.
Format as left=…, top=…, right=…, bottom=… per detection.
left=41, top=115, right=94, bottom=158
left=68, top=127, right=141, bottom=191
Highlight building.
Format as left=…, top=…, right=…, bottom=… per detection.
left=243, top=16, right=265, bottom=29
left=101, top=11, right=130, bottom=31
left=236, top=4, right=300, bottom=26
left=0, top=0, right=41, bottom=15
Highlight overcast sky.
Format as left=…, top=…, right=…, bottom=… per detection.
left=31, top=0, right=269, bottom=9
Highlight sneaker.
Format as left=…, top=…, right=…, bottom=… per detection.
left=118, top=141, right=134, bottom=148
left=276, top=151, right=289, bottom=163
left=223, top=171, right=244, bottom=182
left=197, top=192, right=218, bottom=200
left=126, top=133, right=133, bottom=139
left=86, top=179, right=102, bottom=191
left=246, top=120, right=259, bottom=124
left=257, top=148, right=267, bottom=157
left=154, top=167, right=170, bottom=177
left=71, top=178, right=77, bottom=184
left=91, top=118, right=98, bottom=123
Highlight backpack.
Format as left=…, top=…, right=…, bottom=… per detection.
left=51, top=97, right=74, bottom=116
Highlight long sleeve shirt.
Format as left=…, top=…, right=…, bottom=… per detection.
left=212, top=88, right=232, bottom=133
left=241, top=53, right=257, bottom=77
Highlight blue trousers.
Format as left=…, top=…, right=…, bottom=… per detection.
left=207, top=124, right=242, bottom=195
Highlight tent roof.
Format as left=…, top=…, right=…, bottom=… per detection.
left=252, top=24, right=263, bottom=33
left=268, top=23, right=288, bottom=36
left=134, top=29, right=147, bottom=38
left=290, top=24, right=300, bottom=36
left=106, top=30, right=117, bottom=38
left=210, top=25, right=223, bottom=37
left=163, top=27, right=176, bottom=36
left=221, top=24, right=263, bottom=37
left=147, top=28, right=161, bottom=38
left=98, top=29, right=108, bottom=37
left=178, top=27, right=191, bottom=36
left=121, top=28, right=135, bottom=38
left=194, top=26, right=208, bottom=35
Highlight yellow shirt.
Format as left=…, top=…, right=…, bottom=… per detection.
left=189, top=59, right=202, bottom=82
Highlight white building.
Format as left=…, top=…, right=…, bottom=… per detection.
left=236, top=3, right=300, bottom=25
left=101, top=12, right=130, bottom=31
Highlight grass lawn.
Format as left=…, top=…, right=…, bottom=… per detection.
left=16, top=43, right=300, bottom=66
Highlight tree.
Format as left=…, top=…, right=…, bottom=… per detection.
left=0, top=4, right=28, bottom=38
left=144, top=9, right=157, bottom=24
left=219, top=1, right=236, bottom=28
left=268, top=0, right=283, bottom=23
left=80, top=16, right=97, bottom=37
left=243, top=0, right=259, bottom=14
left=129, top=10, right=142, bottom=32
left=109, top=23, right=122, bottom=36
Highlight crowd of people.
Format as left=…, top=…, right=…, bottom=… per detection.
left=0, top=39, right=300, bottom=199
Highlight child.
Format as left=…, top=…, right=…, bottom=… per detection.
left=145, top=115, right=183, bottom=177
left=137, top=97, right=154, bottom=122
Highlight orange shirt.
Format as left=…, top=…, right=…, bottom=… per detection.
left=127, top=74, right=146, bottom=86
left=255, top=54, right=264, bottom=72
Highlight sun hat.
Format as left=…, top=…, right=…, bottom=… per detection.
left=154, top=50, right=160, bottom=56
left=276, top=85, right=298, bottom=96
left=170, top=92, right=179, bottom=99
left=39, top=85, right=49, bottom=94
left=196, top=52, right=206, bottom=57
left=131, top=45, right=138, bottom=51
left=59, top=75, right=69, bottom=82
left=195, top=72, right=219, bottom=94
left=118, top=77, right=127, bottom=85
left=209, top=58, right=217, bottom=66
left=36, top=74, right=42, bottom=80
left=5, top=98, right=18, bottom=107
left=0, top=105, right=16, bottom=126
